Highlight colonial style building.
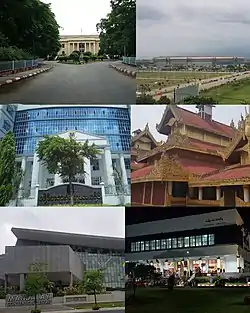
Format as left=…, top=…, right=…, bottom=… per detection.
left=131, top=105, right=250, bottom=207
left=59, top=35, right=100, bottom=56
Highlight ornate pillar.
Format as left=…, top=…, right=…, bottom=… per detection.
left=198, top=187, right=203, bottom=200
left=31, top=153, right=40, bottom=197
left=216, top=187, right=221, bottom=200
left=119, top=154, right=128, bottom=186
left=104, top=148, right=115, bottom=186
left=243, top=185, right=250, bottom=202
left=84, top=157, right=92, bottom=185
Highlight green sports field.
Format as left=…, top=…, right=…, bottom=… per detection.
left=200, top=79, right=250, bottom=103
left=126, top=287, right=250, bottom=313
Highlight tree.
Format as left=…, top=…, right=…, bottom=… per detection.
left=183, top=96, right=218, bottom=104
left=25, top=262, right=50, bottom=312
left=36, top=135, right=100, bottom=205
left=113, top=166, right=126, bottom=205
left=96, top=0, right=135, bottom=57
left=0, top=0, right=61, bottom=59
left=82, top=270, right=104, bottom=309
left=136, top=94, right=157, bottom=104
left=11, top=165, right=24, bottom=204
left=69, top=51, right=80, bottom=63
left=82, top=55, right=90, bottom=63
left=0, top=132, right=16, bottom=206
left=157, top=95, right=171, bottom=104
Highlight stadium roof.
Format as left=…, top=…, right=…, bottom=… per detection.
left=11, top=227, right=124, bottom=251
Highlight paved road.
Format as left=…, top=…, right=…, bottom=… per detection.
left=0, top=61, right=135, bottom=104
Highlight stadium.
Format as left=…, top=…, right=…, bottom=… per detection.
left=151, top=56, right=245, bottom=68
left=0, top=104, right=131, bottom=206
left=0, top=227, right=125, bottom=290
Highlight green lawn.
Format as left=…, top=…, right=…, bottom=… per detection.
left=126, top=288, right=250, bottom=313
left=137, top=71, right=229, bottom=89
left=200, top=79, right=250, bottom=103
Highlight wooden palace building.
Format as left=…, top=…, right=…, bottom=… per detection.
left=131, top=105, right=250, bottom=207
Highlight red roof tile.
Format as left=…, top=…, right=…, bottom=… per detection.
left=131, top=161, right=147, bottom=170
left=187, top=138, right=223, bottom=152
left=175, top=106, right=236, bottom=138
left=131, top=165, right=153, bottom=180
left=202, top=165, right=250, bottom=181
left=179, top=158, right=225, bottom=175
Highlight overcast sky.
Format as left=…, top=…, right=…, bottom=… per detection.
left=137, top=0, right=250, bottom=58
left=43, top=0, right=111, bottom=35
left=132, top=105, right=248, bottom=141
left=0, top=207, right=124, bottom=254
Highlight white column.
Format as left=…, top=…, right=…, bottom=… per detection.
left=19, top=274, right=25, bottom=291
left=18, top=157, right=27, bottom=196
left=119, top=154, right=128, bottom=186
left=243, top=186, right=250, bottom=202
left=198, top=187, right=203, bottom=200
left=84, top=157, right=91, bottom=185
left=31, top=153, right=40, bottom=197
left=216, top=187, right=221, bottom=200
left=104, top=148, right=115, bottom=186
left=54, top=173, right=63, bottom=186
left=167, top=181, right=172, bottom=195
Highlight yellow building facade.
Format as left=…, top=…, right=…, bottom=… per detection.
left=59, top=35, right=100, bottom=56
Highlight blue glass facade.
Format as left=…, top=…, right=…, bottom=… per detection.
left=14, top=106, right=131, bottom=156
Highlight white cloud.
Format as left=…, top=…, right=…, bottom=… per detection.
left=43, top=0, right=111, bottom=35
left=137, top=0, right=250, bottom=57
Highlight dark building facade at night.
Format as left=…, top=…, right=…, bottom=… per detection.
left=125, top=208, right=250, bottom=275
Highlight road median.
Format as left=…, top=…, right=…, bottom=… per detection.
left=0, top=66, right=53, bottom=87
left=109, top=64, right=136, bottom=78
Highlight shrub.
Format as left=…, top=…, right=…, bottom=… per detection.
left=194, top=276, right=210, bottom=284
left=31, top=309, right=41, bottom=313
left=0, top=46, right=33, bottom=61
left=92, top=304, right=100, bottom=310
left=244, top=296, right=250, bottom=305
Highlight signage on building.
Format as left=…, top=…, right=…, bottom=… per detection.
left=38, top=183, right=102, bottom=206
left=203, top=217, right=226, bottom=227
left=5, top=293, right=53, bottom=307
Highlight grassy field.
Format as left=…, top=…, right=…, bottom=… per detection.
left=137, top=71, right=229, bottom=89
left=126, top=288, right=250, bottom=313
left=200, top=79, right=250, bottom=103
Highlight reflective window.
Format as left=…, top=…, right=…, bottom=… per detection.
left=190, top=236, right=196, bottom=247
left=177, top=237, right=183, bottom=248
left=130, top=233, right=215, bottom=253
left=75, top=249, right=124, bottom=288
left=155, top=240, right=161, bottom=250
left=184, top=237, right=189, bottom=247
left=150, top=240, right=155, bottom=250
left=196, top=236, right=202, bottom=247
left=161, top=239, right=167, bottom=249
left=208, top=234, right=215, bottom=245
left=202, top=235, right=208, bottom=246
left=14, top=107, right=130, bottom=155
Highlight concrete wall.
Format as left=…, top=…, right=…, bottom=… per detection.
left=0, top=246, right=83, bottom=279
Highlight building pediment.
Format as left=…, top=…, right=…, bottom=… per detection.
left=58, top=131, right=108, bottom=146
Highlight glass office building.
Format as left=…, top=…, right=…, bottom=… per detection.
left=14, top=105, right=131, bottom=156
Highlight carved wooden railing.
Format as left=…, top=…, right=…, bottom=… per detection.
left=236, top=197, right=250, bottom=207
